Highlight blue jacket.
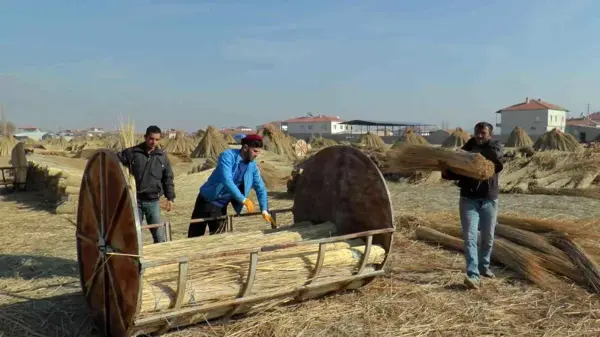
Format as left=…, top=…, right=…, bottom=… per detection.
left=199, top=149, right=268, bottom=214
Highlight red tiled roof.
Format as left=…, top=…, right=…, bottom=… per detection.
left=284, top=115, right=343, bottom=123
left=496, top=98, right=568, bottom=113
left=567, top=117, right=600, bottom=127
left=587, top=112, right=600, bottom=121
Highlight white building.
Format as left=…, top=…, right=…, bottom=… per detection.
left=496, top=97, right=568, bottom=139
left=285, top=115, right=354, bottom=135
left=14, top=127, right=48, bottom=141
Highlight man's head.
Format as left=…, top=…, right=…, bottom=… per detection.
left=144, top=125, right=162, bottom=151
left=474, top=122, right=493, bottom=145
left=240, top=134, right=263, bottom=162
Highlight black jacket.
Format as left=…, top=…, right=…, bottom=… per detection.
left=117, top=143, right=176, bottom=202
left=442, top=138, right=504, bottom=200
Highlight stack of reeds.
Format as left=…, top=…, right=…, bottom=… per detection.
left=163, top=130, right=195, bottom=156
left=533, top=128, right=582, bottom=152
left=392, top=129, right=429, bottom=148
left=0, top=135, right=16, bottom=157
left=441, top=128, right=471, bottom=149
left=414, top=213, right=600, bottom=292
left=119, top=117, right=138, bottom=196
left=310, top=136, right=337, bottom=149
left=191, top=125, right=229, bottom=159
left=506, top=127, right=533, bottom=148
left=223, top=133, right=236, bottom=144
left=383, top=144, right=496, bottom=180
left=138, top=221, right=386, bottom=315
left=357, top=132, right=386, bottom=150
left=261, top=125, right=298, bottom=161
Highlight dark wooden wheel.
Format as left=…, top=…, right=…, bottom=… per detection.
left=293, top=145, right=395, bottom=269
left=76, top=150, right=142, bottom=337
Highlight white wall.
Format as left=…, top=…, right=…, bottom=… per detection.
left=499, top=109, right=567, bottom=137
left=287, top=121, right=358, bottom=135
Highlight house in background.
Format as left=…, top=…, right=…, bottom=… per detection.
left=495, top=97, right=568, bottom=142
left=566, top=115, right=600, bottom=142
left=14, top=126, right=48, bottom=141
left=285, top=114, right=353, bottom=136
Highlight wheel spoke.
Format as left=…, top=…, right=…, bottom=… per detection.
left=76, top=232, right=96, bottom=245
left=99, top=152, right=107, bottom=238
left=103, top=255, right=111, bottom=335
left=83, top=174, right=102, bottom=239
left=104, top=186, right=128, bottom=243
left=84, top=255, right=102, bottom=300
left=106, top=262, right=127, bottom=331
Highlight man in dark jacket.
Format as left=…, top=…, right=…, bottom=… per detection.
left=441, top=122, right=504, bottom=289
left=117, top=125, right=175, bottom=243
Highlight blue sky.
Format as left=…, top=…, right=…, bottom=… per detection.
left=0, top=0, right=598, bottom=132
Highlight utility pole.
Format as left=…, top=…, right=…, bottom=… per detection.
left=587, top=103, right=591, bottom=116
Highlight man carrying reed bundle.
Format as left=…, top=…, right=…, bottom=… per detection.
left=188, top=134, right=275, bottom=237
left=440, top=122, right=504, bottom=289
left=117, top=125, right=176, bottom=243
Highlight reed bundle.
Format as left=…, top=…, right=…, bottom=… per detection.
left=506, top=127, right=533, bottom=148
left=163, top=131, right=195, bottom=156
left=494, top=224, right=568, bottom=260
left=261, top=125, right=298, bottom=161
left=497, top=214, right=598, bottom=238
left=139, top=222, right=385, bottom=315
left=358, top=132, right=386, bottom=150
left=191, top=125, right=229, bottom=159
left=441, top=128, right=471, bottom=149
left=310, top=136, right=337, bottom=149
left=383, top=144, right=495, bottom=180
left=553, top=236, right=600, bottom=293
left=533, top=128, right=582, bottom=152
left=119, top=116, right=137, bottom=195
left=0, top=136, right=16, bottom=157
left=392, top=129, right=429, bottom=148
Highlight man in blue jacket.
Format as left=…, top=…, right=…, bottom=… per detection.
left=441, top=122, right=504, bottom=289
left=188, top=134, right=274, bottom=237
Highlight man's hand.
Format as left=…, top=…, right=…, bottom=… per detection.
left=165, top=200, right=174, bottom=212
left=262, top=210, right=276, bottom=227
left=242, top=198, right=255, bottom=213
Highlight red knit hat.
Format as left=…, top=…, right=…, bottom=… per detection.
left=244, top=134, right=263, bottom=142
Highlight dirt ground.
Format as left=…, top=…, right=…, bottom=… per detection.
left=3, top=168, right=600, bottom=337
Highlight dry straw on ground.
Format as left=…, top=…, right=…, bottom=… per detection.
left=260, top=124, right=298, bottom=161
left=441, top=128, right=471, bottom=148
left=533, top=128, right=582, bottom=152
left=392, top=128, right=429, bottom=148
left=384, top=144, right=496, bottom=180
left=191, top=125, right=229, bottom=159
left=506, top=126, right=533, bottom=148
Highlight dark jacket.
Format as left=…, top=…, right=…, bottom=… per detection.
left=117, top=143, right=176, bottom=202
left=442, top=138, right=504, bottom=200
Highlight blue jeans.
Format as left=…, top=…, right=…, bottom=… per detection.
left=137, top=200, right=166, bottom=243
left=459, top=197, right=498, bottom=279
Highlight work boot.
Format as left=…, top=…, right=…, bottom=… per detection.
left=464, top=276, right=480, bottom=289
left=480, top=268, right=496, bottom=278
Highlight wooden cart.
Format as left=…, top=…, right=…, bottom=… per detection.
left=75, top=145, right=395, bottom=336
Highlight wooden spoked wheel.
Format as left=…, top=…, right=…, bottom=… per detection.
left=294, top=139, right=308, bottom=158
left=76, top=150, right=142, bottom=337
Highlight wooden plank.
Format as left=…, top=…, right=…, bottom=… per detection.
left=356, top=235, right=373, bottom=275
left=224, top=251, right=259, bottom=319
left=294, top=242, right=327, bottom=301
left=174, top=260, right=189, bottom=309
left=143, top=207, right=293, bottom=228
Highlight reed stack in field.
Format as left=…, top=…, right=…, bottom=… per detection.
left=191, top=125, right=229, bottom=159
left=260, top=124, right=298, bottom=161
left=358, top=132, right=386, bottom=150
left=223, top=132, right=235, bottom=144
left=0, top=135, right=16, bottom=157
left=392, top=128, right=429, bottom=148
left=75, top=145, right=394, bottom=336
left=534, top=128, right=582, bottom=152
left=506, top=126, right=533, bottom=148
left=163, top=130, right=195, bottom=156
left=441, top=128, right=471, bottom=149
left=384, top=144, right=496, bottom=180
left=310, top=136, right=337, bottom=149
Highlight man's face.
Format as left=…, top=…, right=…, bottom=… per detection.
left=145, top=132, right=161, bottom=150
left=243, top=145, right=260, bottom=161
left=474, top=126, right=492, bottom=145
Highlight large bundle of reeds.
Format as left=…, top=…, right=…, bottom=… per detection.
left=383, top=144, right=495, bottom=180
left=261, top=125, right=297, bottom=161
left=44, top=136, right=69, bottom=148
left=163, top=131, right=195, bottom=156
left=0, top=136, right=16, bottom=157
left=413, top=213, right=600, bottom=293
left=441, top=128, right=471, bottom=149
left=357, top=132, right=386, bottom=150
left=534, top=128, right=582, bottom=152
left=506, top=127, right=533, bottom=148
left=257, top=161, right=288, bottom=189
left=392, top=129, right=429, bottom=148
left=138, top=221, right=386, bottom=315
left=191, top=125, right=229, bottom=159
left=119, top=117, right=137, bottom=195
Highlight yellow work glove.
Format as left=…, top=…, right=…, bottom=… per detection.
left=242, top=198, right=255, bottom=213
left=262, top=211, right=276, bottom=227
